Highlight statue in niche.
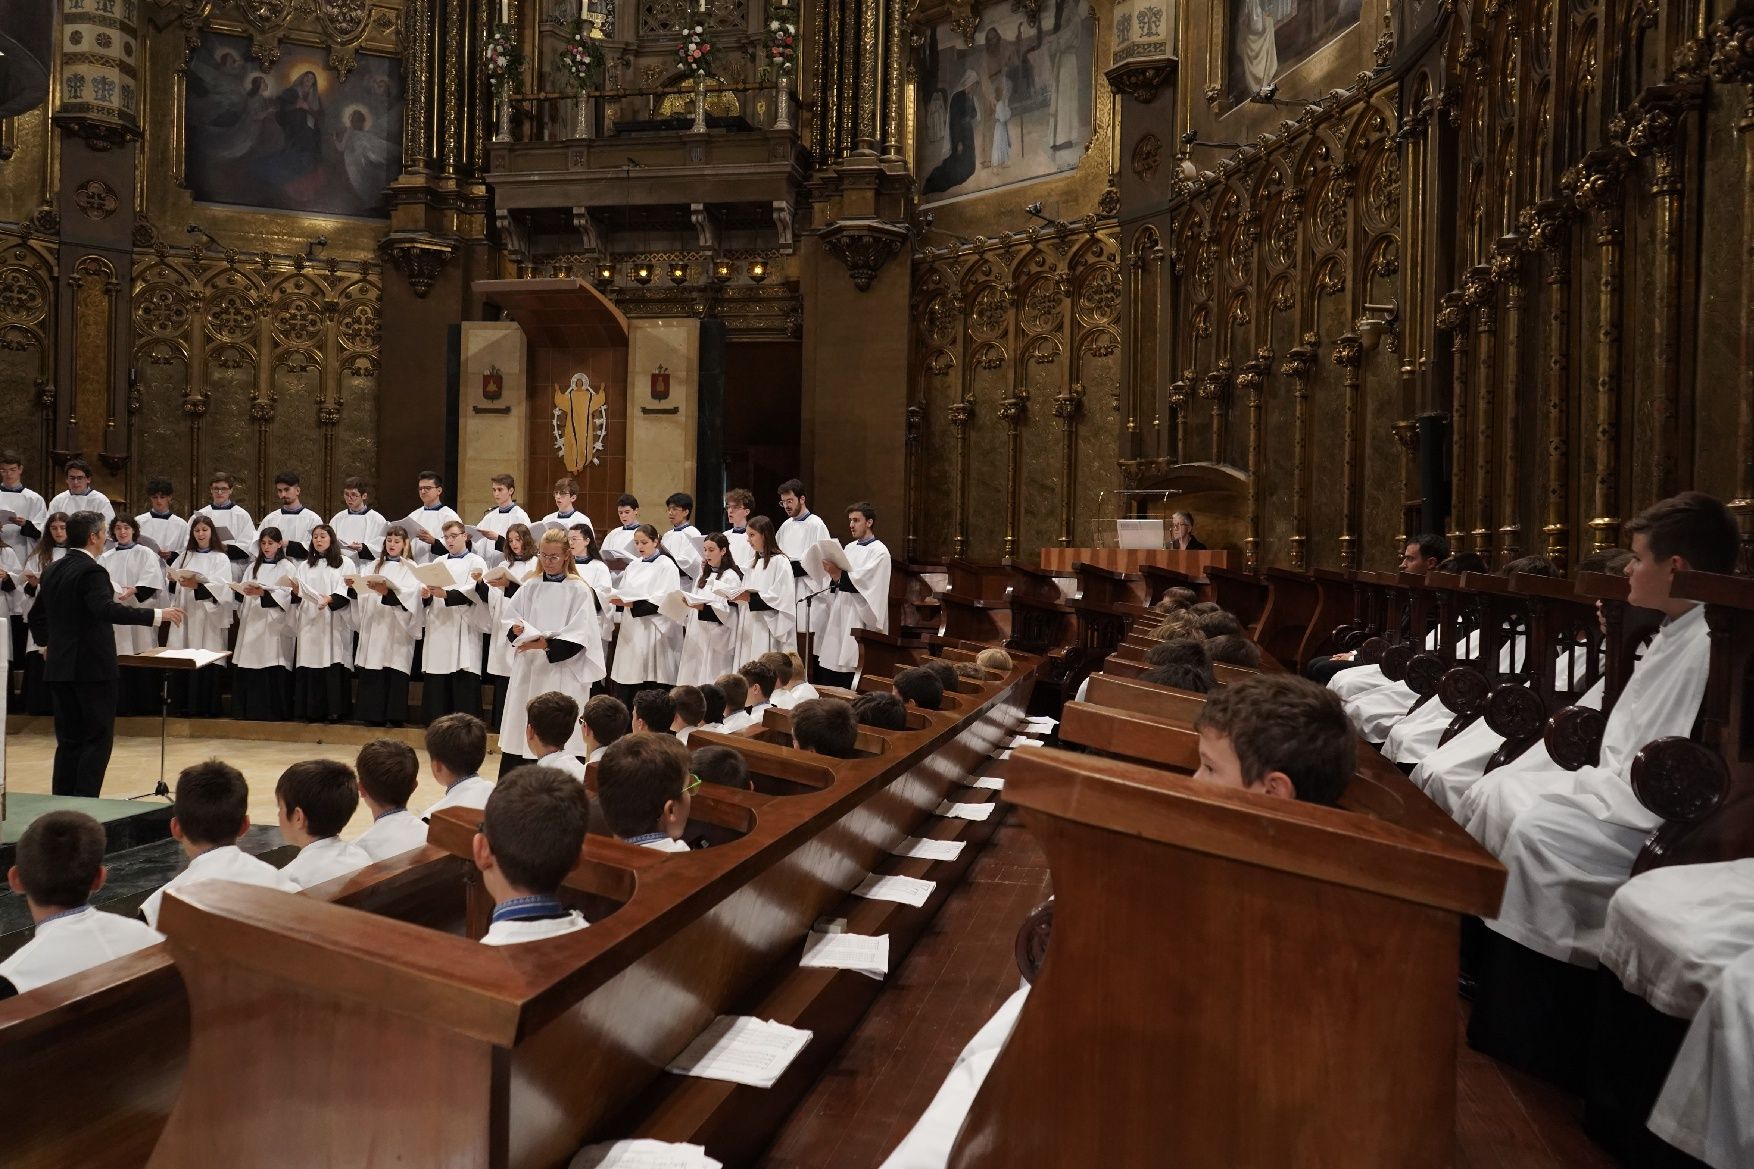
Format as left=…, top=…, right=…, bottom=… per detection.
left=1227, top=0, right=1362, bottom=106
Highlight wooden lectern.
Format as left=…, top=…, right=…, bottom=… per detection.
left=950, top=747, right=1505, bottom=1169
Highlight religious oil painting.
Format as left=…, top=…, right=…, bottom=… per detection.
left=913, top=0, right=1096, bottom=206
left=1228, top=0, right=1363, bottom=106
left=184, top=33, right=404, bottom=219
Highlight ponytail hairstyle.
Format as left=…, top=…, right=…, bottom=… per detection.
left=306, top=523, right=345, bottom=569
left=635, top=521, right=686, bottom=582
left=697, top=531, right=742, bottom=588
left=251, top=526, right=286, bottom=575
left=746, top=515, right=780, bottom=568
left=569, top=521, right=600, bottom=563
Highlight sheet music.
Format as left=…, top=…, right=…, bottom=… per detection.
left=342, top=574, right=392, bottom=589
left=210, top=525, right=237, bottom=544
left=411, top=560, right=465, bottom=589
left=1022, top=716, right=1058, bottom=732
left=664, top=1016, right=813, bottom=1089
left=893, top=836, right=966, bottom=862
left=934, top=800, right=996, bottom=822
left=658, top=589, right=694, bottom=625
left=151, top=649, right=230, bottom=668
left=1005, top=734, right=1046, bottom=749
left=0, top=509, right=21, bottom=527
left=969, top=775, right=1005, bottom=791
left=569, top=1139, right=722, bottom=1169
left=811, top=539, right=852, bottom=573
left=481, top=565, right=515, bottom=586
left=801, top=931, right=889, bottom=979
left=167, top=568, right=208, bottom=586
left=853, top=873, right=936, bottom=907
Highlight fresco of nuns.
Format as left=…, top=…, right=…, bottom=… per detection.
left=184, top=33, right=404, bottom=219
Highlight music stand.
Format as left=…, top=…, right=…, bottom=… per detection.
left=118, top=648, right=232, bottom=800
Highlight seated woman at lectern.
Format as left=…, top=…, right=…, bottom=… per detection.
left=1167, top=510, right=1208, bottom=551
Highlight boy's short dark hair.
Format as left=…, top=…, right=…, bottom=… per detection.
left=597, top=733, right=690, bottom=839
left=174, top=759, right=251, bottom=846
left=1623, top=492, right=1739, bottom=574
left=581, top=694, right=631, bottom=746
left=1190, top=601, right=1222, bottom=615
left=490, top=473, right=516, bottom=490
left=758, top=650, right=792, bottom=685
left=425, top=713, right=487, bottom=777
left=670, top=685, right=705, bottom=727
left=481, top=766, right=589, bottom=894
left=699, top=682, right=727, bottom=725
left=792, top=698, right=859, bottom=758
left=344, top=475, right=372, bottom=494
left=616, top=493, right=639, bottom=509
left=1204, top=634, right=1263, bottom=668
left=417, top=470, right=445, bottom=488
left=147, top=477, right=174, bottom=497
left=526, top=690, right=580, bottom=751
left=665, top=492, right=693, bottom=514
left=923, top=659, right=960, bottom=693
left=65, top=457, right=92, bottom=476
left=1146, top=636, right=1211, bottom=671
left=210, top=471, right=238, bottom=488
left=691, top=744, right=750, bottom=790
left=738, top=659, right=777, bottom=701
left=852, top=690, right=909, bottom=731
left=1410, top=532, right=1452, bottom=563
left=1576, top=547, right=1635, bottom=575
left=716, top=672, right=749, bottom=711
left=1194, top=675, right=1353, bottom=807
left=1500, top=555, right=1557, bottom=578
left=893, top=666, right=943, bottom=711
left=15, top=811, right=105, bottom=909
left=275, top=759, right=360, bottom=838
left=356, top=739, right=419, bottom=807
left=1142, top=662, right=1212, bottom=693
left=848, top=500, right=876, bottom=522
left=0, top=450, right=21, bottom=466
left=1195, top=610, right=1245, bottom=639
left=553, top=476, right=579, bottom=495
left=1159, top=586, right=1199, bottom=610
left=274, top=470, right=300, bottom=487
left=777, top=478, right=806, bottom=499
left=633, top=689, right=677, bottom=734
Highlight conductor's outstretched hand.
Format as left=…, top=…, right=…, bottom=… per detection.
left=162, top=608, right=186, bottom=627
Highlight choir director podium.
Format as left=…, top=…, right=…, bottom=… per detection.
left=950, top=748, right=1505, bottom=1169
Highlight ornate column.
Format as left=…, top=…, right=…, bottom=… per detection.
left=1167, top=369, right=1192, bottom=464
left=1280, top=338, right=1316, bottom=571
left=182, top=394, right=208, bottom=505
left=1522, top=197, right=1574, bottom=571
left=1436, top=292, right=1471, bottom=552
left=1565, top=146, right=1632, bottom=554
left=1463, top=264, right=1497, bottom=557
left=1201, top=358, right=1232, bottom=463
left=1333, top=333, right=1365, bottom=570
left=1238, top=347, right=1272, bottom=570
left=1393, top=419, right=1419, bottom=552
left=1623, top=85, right=1701, bottom=502
left=1491, top=236, right=1526, bottom=561
left=1710, top=15, right=1754, bottom=567
left=1054, top=383, right=1086, bottom=547
left=903, top=403, right=923, bottom=559
left=999, top=392, right=1028, bottom=558
left=949, top=397, right=973, bottom=556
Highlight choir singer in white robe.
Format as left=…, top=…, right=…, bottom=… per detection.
left=289, top=524, right=355, bottom=724
left=608, top=524, right=684, bottom=704
left=100, top=517, right=168, bottom=714
left=231, top=528, right=297, bottom=721
left=816, top=501, right=891, bottom=688
left=166, top=516, right=235, bottom=717
left=677, top=532, right=744, bottom=686
left=352, top=528, right=424, bottom=727
left=776, top=479, right=830, bottom=666
left=733, top=515, right=797, bottom=668
left=1646, top=944, right=1754, bottom=1169
left=481, top=523, right=537, bottom=729
left=420, top=520, right=490, bottom=721
left=498, top=530, right=605, bottom=766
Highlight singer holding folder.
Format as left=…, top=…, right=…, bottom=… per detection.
left=732, top=516, right=797, bottom=666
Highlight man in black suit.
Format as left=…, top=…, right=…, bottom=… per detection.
left=26, top=511, right=184, bottom=798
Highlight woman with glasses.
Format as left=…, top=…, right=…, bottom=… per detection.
left=1167, top=511, right=1207, bottom=551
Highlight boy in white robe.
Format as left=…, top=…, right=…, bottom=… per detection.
left=192, top=471, right=256, bottom=568
left=525, top=691, right=586, bottom=781
left=499, top=532, right=605, bottom=762
left=581, top=694, right=631, bottom=764
left=275, top=759, right=372, bottom=890
left=1646, top=944, right=1754, bottom=1168
left=421, top=713, right=496, bottom=820
left=661, top=492, right=705, bottom=582
left=475, top=766, right=591, bottom=945
left=266, top=470, right=321, bottom=560
left=135, top=477, right=189, bottom=570
left=1305, top=535, right=1449, bottom=688
left=597, top=732, right=695, bottom=853
left=599, top=494, right=642, bottom=564
left=47, top=459, right=114, bottom=528
left=539, top=475, right=592, bottom=533
left=328, top=475, right=389, bottom=562
left=140, top=760, right=300, bottom=929
left=420, top=520, right=490, bottom=721
left=721, top=659, right=775, bottom=732
left=0, top=449, right=50, bottom=565
left=723, top=487, right=756, bottom=570
left=776, top=478, right=831, bottom=665
left=0, top=811, right=164, bottom=999
left=352, top=739, right=429, bottom=862
left=475, top=473, right=532, bottom=567
left=815, top=500, right=892, bottom=688
left=1602, top=858, right=1754, bottom=1020
left=402, top=469, right=462, bottom=563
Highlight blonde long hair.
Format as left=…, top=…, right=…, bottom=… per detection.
left=523, top=528, right=581, bottom=582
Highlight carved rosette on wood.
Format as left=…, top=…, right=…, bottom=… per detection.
left=820, top=221, right=909, bottom=292
left=378, top=235, right=458, bottom=299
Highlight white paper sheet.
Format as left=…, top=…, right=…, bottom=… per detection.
left=993, top=748, right=1013, bottom=761
left=151, top=648, right=230, bottom=668
left=801, top=931, right=889, bottom=979
left=342, top=574, right=391, bottom=589
left=970, top=775, right=1005, bottom=791
left=893, top=836, right=967, bottom=862
left=934, top=800, right=996, bottom=822
left=1023, top=717, right=1058, bottom=731
left=664, top=1016, right=813, bottom=1089
left=1006, top=734, right=1045, bottom=748
left=812, top=539, right=852, bottom=572
left=411, top=560, right=464, bottom=589
left=568, top=1140, right=722, bottom=1169
left=853, top=873, right=937, bottom=907
left=658, top=589, right=694, bottom=625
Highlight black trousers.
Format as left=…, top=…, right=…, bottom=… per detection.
left=423, top=670, right=482, bottom=722
left=1304, top=655, right=1367, bottom=685
left=356, top=668, right=410, bottom=726
left=816, top=667, right=856, bottom=690
left=50, top=679, right=118, bottom=798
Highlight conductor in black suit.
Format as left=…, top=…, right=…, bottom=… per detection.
left=25, top=511, right=184, bottom=798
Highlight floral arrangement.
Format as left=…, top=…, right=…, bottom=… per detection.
left=675, top=1, right=713, bottom=80
left=558, top=20, right=606, bottom=91
left=484, top=23, right=524, bottom=101
left=764, top=5, right=797, bottom=78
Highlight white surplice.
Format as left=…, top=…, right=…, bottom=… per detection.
left=328, top=507, right=388, bottom=561
left=1601, top=859, right=1754, bottom=1018
left=1431, top=676, right=1605, bottom=821
left=500, top=575, right=605, bottom=753
left=0, top=483, right=48, bottom=563
left=733, top=553, right=798, bottom=665
left=817, top=537, right=892, bottom=674
left=280, top=835, right=373, bottom=890
left=400, top=503, right=461, bottom=563
left=192, top=501, right=256, bottom=562
left=135, top=510, right=189, bottom=568
left=776, top=510, right=831, bottom=634
left=352, top=559, right=423, bottom=674
left=1646, top=945, right=1754, bottom=1168
left=0, top=907, right=164, bottom=995
left=100, top=543, right=166, bottom=654
left=264, top=506, right=321, bottom=555
left=167, top=549, right=237, bottom=653
left=140, top=844, right=300, bottom=929
left=610, top=556, right=682, bottom=685
left=291, top=558, right=356, bottom=669
left=677, top=568, right=745, bottom=686
left=474, top=503, right=531, bottom=566
left=48, top=488, right=114, bottom=526
left=421, top=552, right=489, bottom=675
left=231, top=557, right=296, bottom=670
left=661, top=524, right=705, bottom=583
left=1383, top=634, right=1527, bottom=764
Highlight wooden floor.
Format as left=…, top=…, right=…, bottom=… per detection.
left=758, top=809, right=1619, bottom=1169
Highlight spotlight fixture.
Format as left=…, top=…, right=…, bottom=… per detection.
left=668, top=262, right=688, bottom=285
left=712, top=259, right=734, bottom=283
left=747, top=259, right=769, bottom=283
left=594, top=262, right=615, bottom=288
left=630, top=261, right=653, bottom=286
